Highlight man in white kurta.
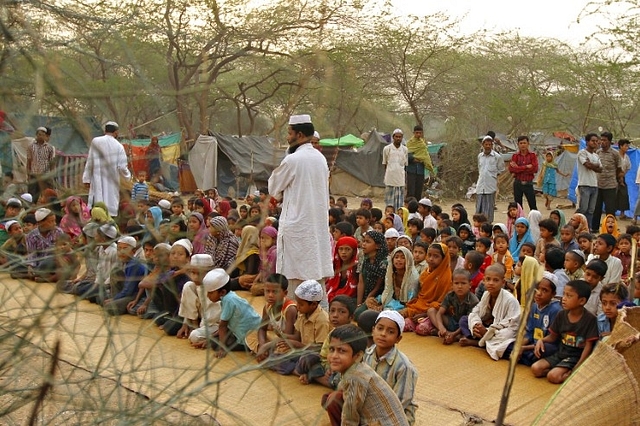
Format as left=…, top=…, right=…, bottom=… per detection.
left=268, top=114, right=333, bottom=299
left=382, top=128, right=408, bottom=211
left=475, top=136, right=504, bottom=223
left=82, top=121, right=131, bottom=217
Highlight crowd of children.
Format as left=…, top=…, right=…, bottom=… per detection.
left=2, top=186, right=640, bottom=425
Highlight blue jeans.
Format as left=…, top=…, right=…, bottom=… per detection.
left=578, top=186, right=598, bottom=230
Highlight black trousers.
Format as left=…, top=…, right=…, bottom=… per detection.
left=513, top=180, right=537, bottom=211
left=591, top=187, right=617, bottom=231
left=406, top=172, right=424, bottom=201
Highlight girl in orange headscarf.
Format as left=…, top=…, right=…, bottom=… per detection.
left=402, top=242, right=452, bottom=321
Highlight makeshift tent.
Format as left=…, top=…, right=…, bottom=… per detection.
left=319, top=134, right=364, bottom=147
left=121, top=133, right=182, bottom=190
left=188, top=133, right=285, bottom=197
left=567, top=140, right=639, bottom=216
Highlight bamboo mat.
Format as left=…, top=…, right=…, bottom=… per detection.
left=0, top=274, right=558, bottom=425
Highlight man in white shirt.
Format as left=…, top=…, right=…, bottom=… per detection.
left=475, top=136, right=504, bottom=223
left=82, top=121, right=131, bottom=217
left=268, top=114, right=333, bottom=303
left=382, top=128, right=408, bottom=212
left=577, top=133, right=602, bottom=232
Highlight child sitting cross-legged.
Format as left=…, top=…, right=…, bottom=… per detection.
left=475, top=237, right=493, bottom=273
left=492, top=233, right=514, bottom=292
left=535, top=219, right=560, bottom=264
left=465, top=250, right=485, bottom=297
left=583, top=259, right=608, bottom=316
left=598, top=282, right=633, bottom=340
left=365, top=246, right=419, bottom=313
left=412, top=241, right=428, bottom=276
left=201, top=268, right=262, bottom=357
left=564, top=249, right=585, bottom=282
left=432, top=269, right=479, bottom=345
left=445, top=236, right=465, bottom=274
left=531, top=280, right=599, bottom=384
left=459, top=264, right=521, bottom=360
left=322, top=324, right=409, bottom=426
left=270, top=280, right=330, bottom=375
left=296, top=295, right=355, bottom=387
left=363, top=311, right=418, bottom=425
left=253, top=274, right=298, bottom=362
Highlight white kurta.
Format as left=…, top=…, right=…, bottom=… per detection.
left=82, top=134, right=131, bottom=216
left=268, top=143, right=333, bottom=281
left=469, top=288, right=521, bottom=360
left=382, top=143, right=408, bottom=187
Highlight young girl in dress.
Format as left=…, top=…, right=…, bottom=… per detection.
left=187, top=212, right=208, bottom=254
left=250, top=226, right=278, bottom=296
left=325, top=236, right=359, bottom=303
left=366, top=246, right=419, bottom=312
left=538, top=152, right=566, bottom=210
left=355, top=230, right=388, bottom=319
left=60, top=196, right=91, bottom=246
left=509, top=217, right=534, bottom=259
left=401, top=242, right=452, bottom=325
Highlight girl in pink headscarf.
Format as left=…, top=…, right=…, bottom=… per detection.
left=60, top=196, right=91, bottom=245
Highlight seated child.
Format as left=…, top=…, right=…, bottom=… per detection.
left=559, top=225, right=580, bottom=252
left=396, top=235, right=412, bottom=250
left=419, top=227, right=436, bottom=245
left=412, top=241, right=428, bottom=275
left=535, top=219, right=560, bottom=263
left=331, top=221, right=355, bottom=242
left=599, top=214, right=619, bottom=237
left=363, top=311, right=418, bottom=425
left=614, top=233, right=633, bottom=285
left=445, top=236, right=465, bottom=274
left=432, top=269, right=479, bottom=345
left=322, top=324, right=409, bottom=426
left=564, top=249, right=585, bottom=281
left=598, top=282, right=631, bottom=340
left=356, top=309, right=379, bottom=348
left=296, top=295, right=355, bottom=387
left=356, top=231, right=388, bottom=319
left=465, top=250, right=485, bottom=297
left=201, top=268, right=262, bottom=357
left=0, top=220, right=28, bottom=277
left=545, top=247, right=570, bottom=298
left=509, top=217, right=534, bottom=259
left=459, top=264, right=521, bottom=361
left=577, top=232, right=592, bottom=257
left=366, top=247, right=419, bottom=312
left=475, top=237, right=493, bottom=273
left=326, top=236, right=359, bottom=303
left=127, top=243, right=172, bottom=318
left=479, top=222, right=493, bottom=239
left=531, top=280, right=599, bottom=384
left=492, top=233, right=514, bottom=292
left=457, top=224, right=476, bottom=256
left=471, top=213, right=488, bottom=239
left=49, top=234, right=81, bottom=288
left=511, top=277, right=562, bottom=366
left=271, top=280, right=330, bottom=375
left=583, top=259, right=607, bottom=316
left=384, top=228, right=400, bottom=253
left=589, top=233, right=623, bottom=287
left=253, top=274, right=298, bottom=361
left=406, top=218, right=423, bottom=244
left=102, top=236, right=148, bottom=315
left=437, top=225, right=453, bottom=242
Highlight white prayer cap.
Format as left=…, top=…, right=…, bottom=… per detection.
left=294, top=280, right=323, bottom=302
left=202, top=268, right=230, bottom=293
left=82, top=222, right=100, bottom=238
left=154, top=242, right=172, bottom=251
left=158, top=199, right=171, bottom=209
left=99, top=223, right=118, bottom=239
left=36, top=126, right=48, bottom=133
left=117, top=236, right=137, bottom=248
left=104, top=121, right=119, bottom=130
left=20, top=193, right=33, bottom=203
left=6, top=197, right=21, bottom=207
left=4, top=220, right=19, bottom=231
left=384, top=228, right=400, bottom=239
left=190, top=253, right=213, bottom=268
left=313, top=131, right=320, bottom=139
left=482, top=135, right=493, bottom=142
left=376, top=310, right=406, bottom=335
left=418, top=197, right=432, bottom=207
left=392, top=128, right=403, bottom=136
left=172, top=238, right=193, bottom=256
left=288, top=114, right=312, bottom=125
left=35, top=208, right=52, bottom=222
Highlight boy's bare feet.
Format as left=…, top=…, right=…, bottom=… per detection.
left=459, top=337, right=479, bottom=347
left=443, top=333, right=454, bottom=345
left=299, top=374, right=309, bottom=385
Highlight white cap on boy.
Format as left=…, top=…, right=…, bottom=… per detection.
left=173, top=239, right=193, bottom=256
left=376, top=310, right=406, bottom=335
left=294, top=280, right=323, bottom=302
left=158, top=199, right=171, bottom=209
left=190, top=253, right=213, bottom=268
left=202, top=268, right=230, bottom=293
left=117, top=236, right=137, bottom=248
left=99, top=223, right=118, bottom=239
left=35, top=208, right=52, bottom=222
left=384, top=228, right=400, bottom=239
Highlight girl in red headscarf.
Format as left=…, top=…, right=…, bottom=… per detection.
left=325, top=236, right=359, bottom=303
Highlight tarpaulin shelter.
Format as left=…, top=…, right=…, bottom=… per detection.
left=319, top=134, right=364, bottom=148
left=568, top=140, right=640, bottom=216
left=188, top=133, right=285, bottom=197
left=120, top=133, right=182, bottom=191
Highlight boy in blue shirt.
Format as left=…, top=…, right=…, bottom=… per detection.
left=102, top=236, right=148, bottom=315
left=203, top=268, right=261, bottom=358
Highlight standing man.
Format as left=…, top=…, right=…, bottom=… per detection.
left=27, top=126, right=56, bottom=203
left=406, top=125, right=434, bottom=201
left=268, top=114, right=333, bottom=300
left=82, top=121, right=131, bottom=217
left=617, top=139, right=632, bottom=219
left=382, top=128, right=408, bottom=211
left=577, top=133, right=602, bottom=232
left=591, top=131, right=622, bottom=231
left=475, top=136, right=504, bottom=223
left=508, top=135, right=538, bottom=211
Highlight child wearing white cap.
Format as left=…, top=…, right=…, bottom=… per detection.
left=102, top=235, right=149, bottom=315
left=270, top=280, right=330, bottom=375
left=0, top=220, right=29, bottom=278
left=200, top=268, right=261, bottom=357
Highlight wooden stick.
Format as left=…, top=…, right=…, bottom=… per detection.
left=629, top=237, right=637, bottom=302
